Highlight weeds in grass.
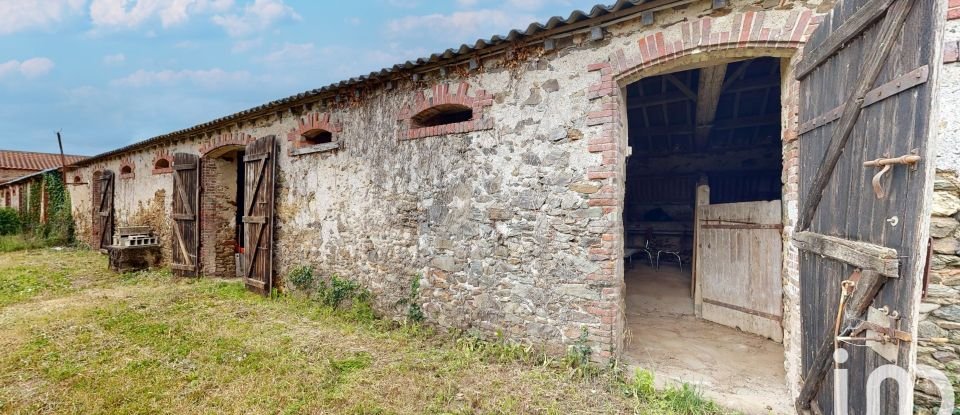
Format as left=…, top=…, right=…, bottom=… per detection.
left=396, top=275, right=424, bottom=324
left=0, top=250, right=733, bottom=415
left=0, top=234, right=49, bottom=252
left=455, top=331, right=543, bottom=365
left=620, top=369, right=731, bottom=415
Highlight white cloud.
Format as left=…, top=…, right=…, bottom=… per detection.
left=0, top=58, right=55, bottom=79
left=506, top=0, right=551, bottom=11
left=231, top=37, right=262, bottom=53
left=386, top=9, right=535, bottom=43
left=258, top=42, right=313, bottom=64
left=0, top=0, right=85, bottom=35
left=103, top=53, right=126, bottom=64
left=89, top=0, right=233, bottom=30
left=456, top=0, right=478, bottom=7
left=111, top=68, right=251, bottom=88
left=211, top=0, right=299, bottom=37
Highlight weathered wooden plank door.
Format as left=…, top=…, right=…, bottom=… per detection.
left=242, top=136, right=276, bottom=294
left=795, top=0, right=942, bottom=413
left=694, top=200, right=783, bottom=341
left=171, top=153, right=199, bottom=277
left=97, top=170, right=115, bottom=251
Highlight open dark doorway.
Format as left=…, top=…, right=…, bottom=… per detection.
left=621, top=56, right=788, bottom=413
left=200, top=147, right=246, bottom=278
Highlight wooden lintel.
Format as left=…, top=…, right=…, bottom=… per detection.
left=694, top=64, right=728, bottom=149
left=634, top=114, right=778, bottom=136
left=792, top=232, right=899, bottom=278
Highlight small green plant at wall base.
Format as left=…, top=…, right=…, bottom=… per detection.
left=396, top=275, right=424, bottom=324
left=288, top=265, right=315, bottom=291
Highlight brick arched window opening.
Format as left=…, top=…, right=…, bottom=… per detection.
left=411, top=104, right=473, bottom=128
left=302, top=129, right=333, bottom=145
left=155, top=158, right=170, bottom=169
left=119, top=164, right=135, bottom=179
left=152, top=156, right=174, bottom=175
left=73, top=176, right=82, bottom=184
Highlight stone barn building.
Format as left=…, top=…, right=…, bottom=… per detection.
left=64, top=0, right=959, bottom=413
left=0, top=150, right=87, bottom=209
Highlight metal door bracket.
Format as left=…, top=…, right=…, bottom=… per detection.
left=863, top=152, right=921, bottom=199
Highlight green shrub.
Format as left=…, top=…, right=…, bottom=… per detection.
left=0, top=207, right=21, bottom=235
left=318, top=275, right=362, bottom=308
left=288, top=265, right=315, bottom=291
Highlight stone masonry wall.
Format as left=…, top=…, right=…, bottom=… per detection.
left=64, top=0, right=825, bottom=392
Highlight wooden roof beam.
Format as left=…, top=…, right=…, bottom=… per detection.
left=694, top=64, right=728, bottom=150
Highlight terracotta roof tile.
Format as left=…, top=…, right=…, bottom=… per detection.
left=0, top=150, right=87, bottom=171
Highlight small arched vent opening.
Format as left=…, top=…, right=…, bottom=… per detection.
left=73, top=176, right=82, bottom=184
left=302, top=129, right=333, bottom=145
left=412, top=104, right=473, bottom=128
left=154, top=158, right=170, bottom=170
left=120, top=165, right=133, bottom=175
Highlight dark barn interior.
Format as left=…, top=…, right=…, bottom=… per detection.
left=621, top=56, right=789, bottom=412
left=623, top=57, right=784, bottom=260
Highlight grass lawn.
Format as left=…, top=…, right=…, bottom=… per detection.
left=0, top=249, right=730, bottom=415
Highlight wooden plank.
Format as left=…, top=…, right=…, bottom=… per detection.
left=861, top=64, right=929, bottom=107
left=796, top=271, right=888, bottom=411
left=244, top=153, right=270, bottom=162
left=694, top=64, right=728, bottom=149
left=171, top=263, right=196, bottom=271
left=172, top=214, right=195, bottom=221
left=702, top=297, right=783, bottom=322
left=795, top=0, right=897, bottom=79
left=242, top=216, right=266, bottom=224
left=172, top=219, right=193, bottom=268
left=701, top=223, right=783, bottom=230
left=793, top=232, right=899, bottom=278
left=691, top=182, right=709, bottom=301
left=796, top=0, right=914, bottom=231
left=799, top=65, right=930, bottom=134
left=244, top=277, right=266, bottom=289
left=173, top=172, right=193, bottom=217
left=173, top=163, right=197, bottom=170
left=697, top=200, right=783, bottom=340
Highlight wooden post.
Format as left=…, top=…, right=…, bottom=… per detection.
left=56, top=131, right=67, bottom=185
left=692, top=178, right=710, bottom=315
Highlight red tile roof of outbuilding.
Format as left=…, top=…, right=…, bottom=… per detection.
left=0, top=150, right=87, bottom=171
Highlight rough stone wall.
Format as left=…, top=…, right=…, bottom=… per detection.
left=916, top=172, right=960, bottom=413
left=66, top=143, right=194, bottom=258
left=61, top=0, right=827, bottom=384
left=915, top=14, right=960, bottom=414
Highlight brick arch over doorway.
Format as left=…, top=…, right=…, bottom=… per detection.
left=578, top=10, right=820, bottom=395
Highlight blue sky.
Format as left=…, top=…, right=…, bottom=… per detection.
left=0, top=0, right=598, bottom=156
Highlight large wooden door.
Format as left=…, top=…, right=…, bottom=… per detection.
left=694, top=200, right=783, bottom=341
left=171, top=153, right=199, bottom=277
left=794, top=0, right=942, bottom=413
left=97, top=170, right=115, bottom=251
left=242, top=136, right=276, bottom=294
